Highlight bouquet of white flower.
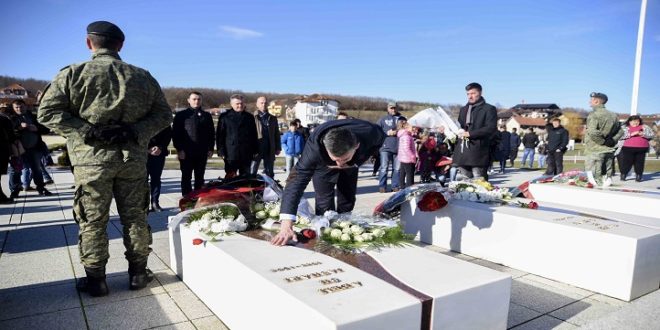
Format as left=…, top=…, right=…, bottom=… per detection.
left=186, top=203, right=248, bottom=240
left=252, top=201, right=281, bottom=224
left=319, top=219, right=412, bottom=252
left=448, top=180, right=513, bottom=203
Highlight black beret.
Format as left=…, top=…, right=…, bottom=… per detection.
left=87, top=21, right=125, bottom=41
left=590, top=92, right=608, bottom=104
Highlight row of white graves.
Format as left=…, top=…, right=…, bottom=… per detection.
left=169, top=212, right=511, bottom=330
left=402, top=183, right=660, bottom=301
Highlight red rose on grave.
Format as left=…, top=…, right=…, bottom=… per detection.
left=192, top=238, right=204, bottom=246
left=568, top=181, right=576, bottom=186
left=301, top=229, right=317, bottom=239
left=585, top=183, right=594, bottom=188
left=417, top=191, right=449, bottom=212
left=528, top=201, right=539, bottom=209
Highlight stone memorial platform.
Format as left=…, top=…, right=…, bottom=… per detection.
left=527, top=183, right=660, bottom=221
left=169, top=215, right=511, bottom=329
left=401, top=199, right=660, bottom=301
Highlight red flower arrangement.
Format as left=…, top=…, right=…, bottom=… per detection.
left=301, top=229, right=317, bottom=239
left=417, top=191, right=449, bottom=212
left=519, top=201, right=539, bottom=209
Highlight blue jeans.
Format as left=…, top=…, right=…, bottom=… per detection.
left=537, top=155, right=547, bottom=168
left=285, top=155, right=300, bottom=174
left=9, top=148, right=45, bottom=193
left=378, top=151, right=400, bottom=189
left=521, top=148, right=535, bottom=167
left=21, top=157, right=52, bottom=187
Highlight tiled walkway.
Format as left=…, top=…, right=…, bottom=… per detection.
left=1, top=166, right=658, bottom=329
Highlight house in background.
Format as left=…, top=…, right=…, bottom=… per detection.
left=0, top=83, right=38, bottom=106
left=505, top=114, right=548, bottom=135
left=293, top=94, right=339, bottom=127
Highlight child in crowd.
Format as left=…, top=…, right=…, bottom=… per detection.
left=418, top=138, right=440, bottom=183
left=281, top=120, right=304, bottom=174
left=397, top=121, right=417, bottom=188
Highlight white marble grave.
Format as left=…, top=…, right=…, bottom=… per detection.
left=172, top=224, right=420, bottom=330
left=528, top=183, right=660, bottom=221
left=401, top=199, right=660, bottom=301
left=367, top=246, right=511, bottom=330
left=169, top=216, right=511, bottom=329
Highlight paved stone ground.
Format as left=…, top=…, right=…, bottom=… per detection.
left=1, top=163, right=658, bottom=329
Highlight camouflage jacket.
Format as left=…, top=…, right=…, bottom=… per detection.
left=38, top=49, right=172, bottom=165
left=584, top=105, right=624, bottom=155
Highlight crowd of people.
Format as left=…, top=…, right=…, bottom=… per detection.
left=2, top=20, right=658, bottom=296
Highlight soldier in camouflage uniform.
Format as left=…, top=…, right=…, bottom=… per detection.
left=583, top=92, right=623, bottom=186
left=38, top=21, right=172, bottom=297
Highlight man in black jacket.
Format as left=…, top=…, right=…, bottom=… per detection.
left=250, top=96, right=281, bottom=178
left=544, top=117, right=569, bottom=175
left=452, top=83, right=498, bottom=180
left=172, top=92, right=215, bottom=196
left=216, top=94, right=259, bottom=178
left=271, top=119, right=385, bottom=246
left=521, top=128, right=539, bottom=168
left=147, top=126, right=172, bottom=211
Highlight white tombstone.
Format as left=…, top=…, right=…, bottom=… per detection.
left=527, top=183, right=660, bottom=221
left=402, top=199, right=660, bottom=301
left=367, top=246, right=511, bottom=330
left=169, top=217, right=512, bottom=329
left=174, top=224, right=420, bottom=330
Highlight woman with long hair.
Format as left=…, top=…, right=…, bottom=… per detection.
left=617, top=115, right=654, bottom=181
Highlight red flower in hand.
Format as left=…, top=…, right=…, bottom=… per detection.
left=417, top=191, right=448, bottom=212
left=301, top=229, right=317, bottom=239
left=192, top=238, right=204, bottom=246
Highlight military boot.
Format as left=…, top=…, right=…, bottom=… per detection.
left=128, top=261, right=154, bottom=290
left=76, top=267, right=109, bottom=297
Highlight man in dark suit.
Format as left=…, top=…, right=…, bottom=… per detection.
left=452, top=82, right=498, bottom=180
left=216, top=94, right=259, bottom=178
left=271, top=119, right=385, bottom=246
left=172, top=92, right=215, bottom=196
left=147, top=126, right=172, bottom=211
left=250, top=96, right=281, bottom=178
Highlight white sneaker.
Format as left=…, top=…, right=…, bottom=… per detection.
left=602, top=177, right=613, bottom=188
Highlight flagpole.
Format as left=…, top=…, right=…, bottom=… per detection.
left=630, top=0, right=648, bottom=115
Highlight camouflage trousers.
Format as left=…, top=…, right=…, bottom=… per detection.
left=585, top=152, right=615, bottom=183
left=73, top=162, right=152, bottom=269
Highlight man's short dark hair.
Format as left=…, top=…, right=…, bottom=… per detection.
left=551, top=117, right=561, bottom=123
left=289, top=120, right=298, bottom=127
left=323, top=128, right=358, bottom=156
left=465, top=82, right=482, bottom=92
left=87, top=34, right=122, bottom=51
left=11, top=99, right=25, bottom=105
left=230, top=94, right=244, bottom=101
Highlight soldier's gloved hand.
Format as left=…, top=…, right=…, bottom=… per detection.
left=84, top=125, right=107, bottom=144
left=604, top=138, right=616, bottom=147
left=85, top=124, right=137, bottom=145
left=107, top=124, right=137, bottom=145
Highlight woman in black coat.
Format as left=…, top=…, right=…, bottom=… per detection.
left=495, top=126, right=512, bottom=173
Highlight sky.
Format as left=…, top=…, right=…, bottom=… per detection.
left=1, top=0, right=659, bottom=114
